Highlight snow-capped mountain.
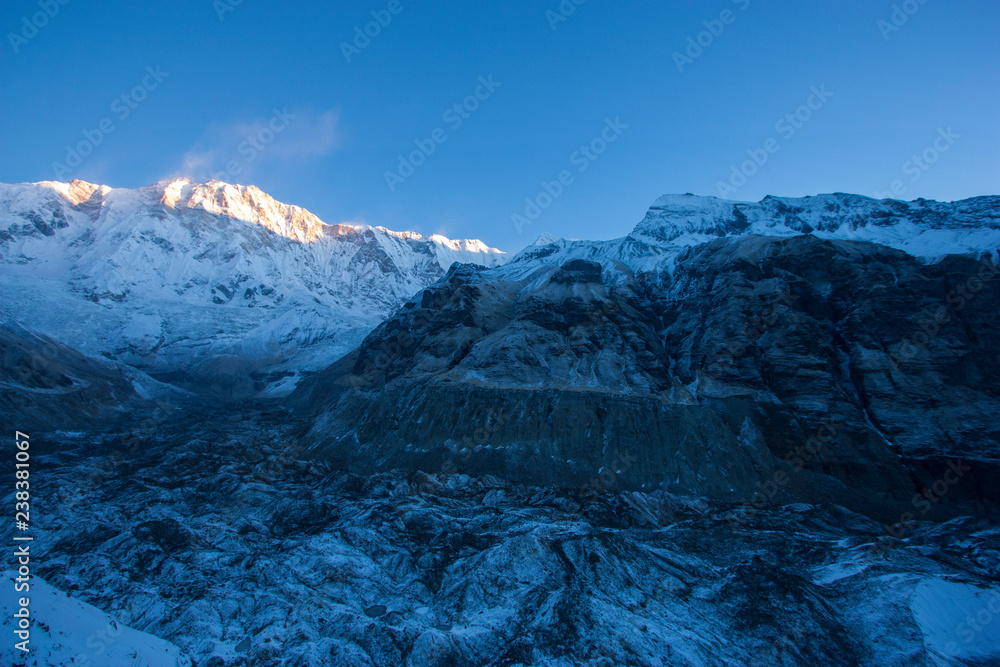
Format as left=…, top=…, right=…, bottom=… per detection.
left=0, top=179, right=507, bottom=397
left=503, top=192, right=1000, bottom=279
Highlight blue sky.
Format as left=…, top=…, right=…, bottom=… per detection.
left=1, top=1, right=997, bottom=252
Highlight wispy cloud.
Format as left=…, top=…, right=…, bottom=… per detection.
left=174, top=107, right=340, bottom=184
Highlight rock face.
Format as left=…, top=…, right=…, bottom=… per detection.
left=0, top=179, right=507, bottom=397
left=293, top=233, right=1000, bottom=519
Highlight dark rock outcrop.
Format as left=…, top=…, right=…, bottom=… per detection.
left=292, top=235, right=1000, bottom=520
left=0, top=322, right=164, bottom=431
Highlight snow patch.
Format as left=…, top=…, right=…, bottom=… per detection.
left=909, top=578, right=1000, bottom=665
left=0, top=571, right=193, bottom=666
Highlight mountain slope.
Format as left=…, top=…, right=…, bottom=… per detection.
left=0, top=321, right=186, bottom=432
left=293, top=196, right=1000, bottom=519
left=0, top=571, right=193, bottom=667
left=0, top=179, right=507, bottom=397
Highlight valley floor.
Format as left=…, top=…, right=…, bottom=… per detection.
left=3, top=408, right=1000, bottom=667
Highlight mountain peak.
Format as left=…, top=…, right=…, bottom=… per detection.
left=532, top=232, right=563, bottom=246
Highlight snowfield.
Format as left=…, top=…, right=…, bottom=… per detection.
left=1, top=570, right=192, bottom=667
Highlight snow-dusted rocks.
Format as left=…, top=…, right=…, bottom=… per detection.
left=20, top=413, right=1000, bottom=667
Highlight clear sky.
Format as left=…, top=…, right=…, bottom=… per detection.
left=1, top=1, right=997, bottom=252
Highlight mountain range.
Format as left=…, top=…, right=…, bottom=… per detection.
left=2, top=180, right=999, bottom=667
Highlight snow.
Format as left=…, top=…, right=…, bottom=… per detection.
left=0, top=178, right=508, bottom=395
left=635, top=192, right=1000, bottom=261
left=813, top=559, right=870, bottom=586
left=532, top=232, right=562, bottom=246
left=0, top=570, right=192, bottom=666
left=909, top=578, right=1000, bottom=665
left=496, top=192, right=999, bottom=290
